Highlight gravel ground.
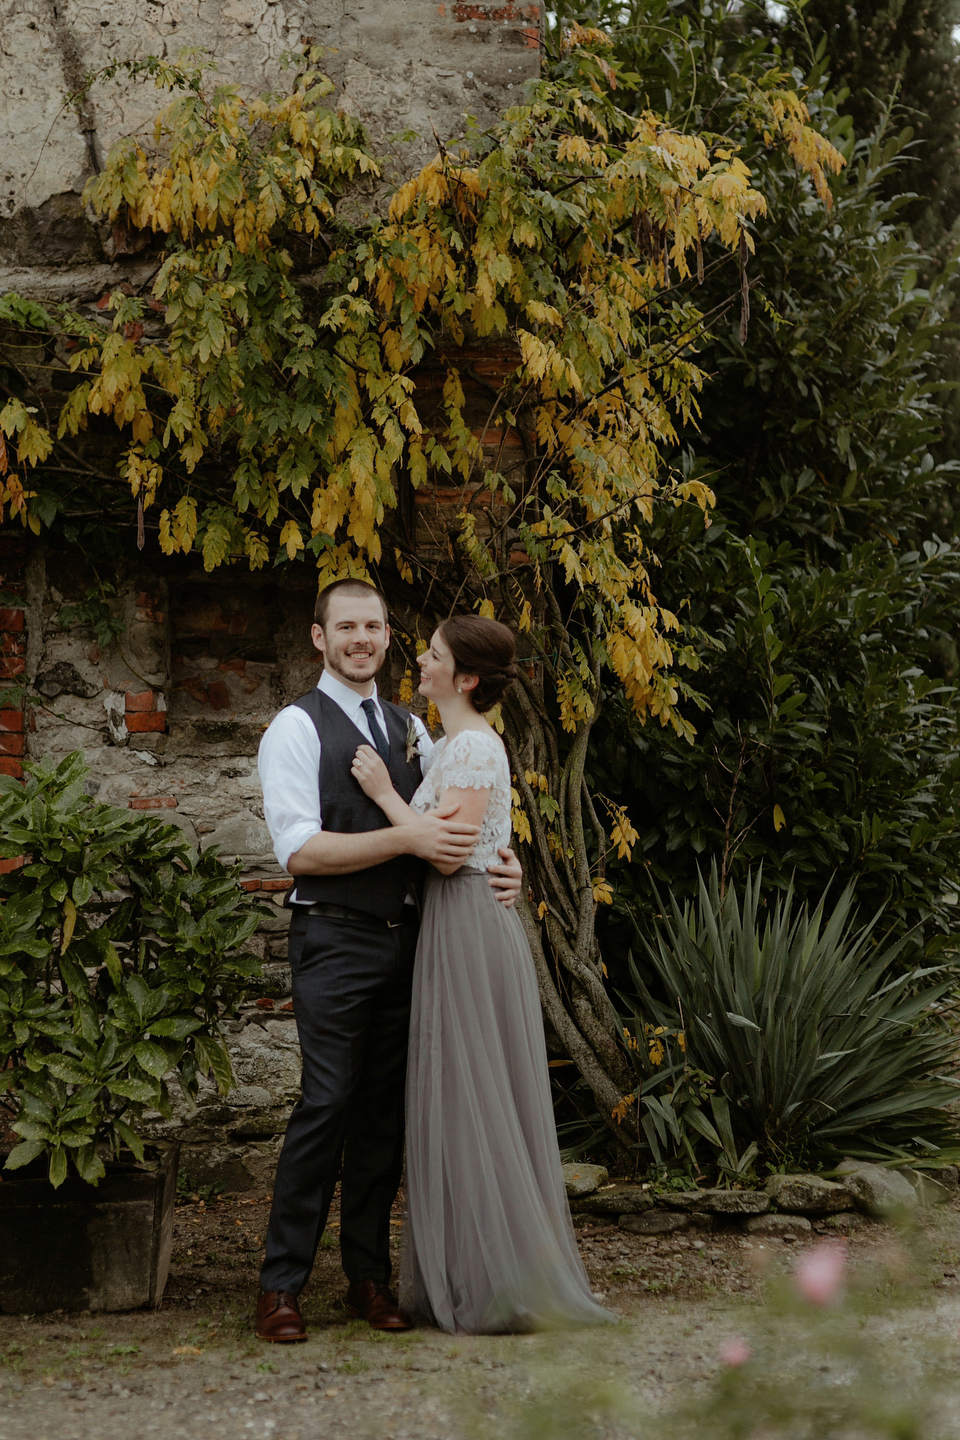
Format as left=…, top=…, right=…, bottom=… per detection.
left=5, top=1188, right=960, bottom=1439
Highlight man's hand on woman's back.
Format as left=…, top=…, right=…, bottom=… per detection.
left=405, top=803, right=481, bottom=867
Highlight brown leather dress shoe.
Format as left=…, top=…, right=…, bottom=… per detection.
left=256, top=1289, right=307, bottom=1343
left=345, top=1279, right=413, bottom=1331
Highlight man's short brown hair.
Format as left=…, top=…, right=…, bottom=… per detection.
left=314, top=579, right=389, bottom=629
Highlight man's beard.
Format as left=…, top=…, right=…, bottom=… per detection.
left=326, top=649, right=383, bottom=685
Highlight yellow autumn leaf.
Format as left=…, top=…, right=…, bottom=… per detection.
left=279, top=519, right=304, bottom=561
left=395, top=548, right=414, bottom=585
left=773, top=803, right=786, bottom=833
left=611, top=1092, right=636, bottom=1125
left=60, top=897, right=77, bottom=955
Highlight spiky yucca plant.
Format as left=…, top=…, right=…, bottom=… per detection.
left=625, top=867, right=960, bottom=1171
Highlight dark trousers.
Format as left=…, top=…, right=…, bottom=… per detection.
left=260, top=908, right=418, bottom=1295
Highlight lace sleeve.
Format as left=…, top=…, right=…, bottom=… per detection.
left=436, top=730, right=506, bottom=792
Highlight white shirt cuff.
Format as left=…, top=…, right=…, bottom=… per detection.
left=273, top=822, right=322, bottom=872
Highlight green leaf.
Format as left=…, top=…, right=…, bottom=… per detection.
left=3, top=1140, right=46, bottom=1170
left=73, top=1144, right=106, bottom=1185
left=72, top=874, right=94, bottom=908
left=48, top=1146, right=68, bottom=1189
left=113, top=1119, right=145, bottom=1162
left=134, top=1041, right=172, bottom=1078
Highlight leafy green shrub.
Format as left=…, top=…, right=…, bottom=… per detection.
left=622, top=865, right=960, bottom=1172
left=0, top=752, right=262, bottom=1187
left=565, top=4, right=960, bottom=969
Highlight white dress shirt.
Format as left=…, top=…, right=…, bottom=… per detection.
left=258, top=668, right=434, bottom=873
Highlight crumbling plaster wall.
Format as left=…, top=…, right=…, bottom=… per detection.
left=0, top=0, right=542, bottom=298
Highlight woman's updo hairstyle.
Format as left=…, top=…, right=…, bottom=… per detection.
left=439, top=614, right=518, bottom=713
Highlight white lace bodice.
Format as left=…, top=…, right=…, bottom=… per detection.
left=410, top=728, right=512, bottom=873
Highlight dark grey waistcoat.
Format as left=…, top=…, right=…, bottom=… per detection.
left=289, top=687, right=425, bottom=920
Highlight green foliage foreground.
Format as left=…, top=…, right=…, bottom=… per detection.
left=460, top=1233, right=954, bottom=1440
left=0, top=753, right=262, bottom=1186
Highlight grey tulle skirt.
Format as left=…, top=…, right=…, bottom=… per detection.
left=400, top=868, right=615, bottom=1334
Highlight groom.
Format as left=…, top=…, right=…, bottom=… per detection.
left=254, top=579, right=523, bottom=1341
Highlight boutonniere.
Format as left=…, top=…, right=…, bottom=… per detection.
left=405, top=717, right=423, bottom=765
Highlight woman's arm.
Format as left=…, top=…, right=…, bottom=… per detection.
left=431, top=785, right=491, bottom=874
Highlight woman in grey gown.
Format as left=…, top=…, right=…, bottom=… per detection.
left=350, top=615, right=613, bottom=1335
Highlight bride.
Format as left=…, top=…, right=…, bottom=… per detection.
left=350, top=613, right=613, bottom=1334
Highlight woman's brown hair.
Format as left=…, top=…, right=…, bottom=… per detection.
left=438, top=614, right=518, bottom=712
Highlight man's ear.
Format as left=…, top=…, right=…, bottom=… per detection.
left=310, top=622, right=326, bottom=655
left=384, top=623, right=391, bottom=650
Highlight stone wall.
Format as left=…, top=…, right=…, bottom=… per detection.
left=0, top=0, right=542, bottom=300
left=2, top=532, right=331, bottom=1185
left=0, top=1, right=539, bottom=1186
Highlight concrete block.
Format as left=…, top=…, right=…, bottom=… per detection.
left=0, top=1147, right=178, bottom=1314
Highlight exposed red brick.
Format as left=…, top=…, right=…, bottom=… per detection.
left=125, top=711, right=167, bottom=734
left=260, top=879, right=292, bottom=892
left=219, top=659, right=246, bottom=676
left=87, top=643, right=101, bottom=664
left=242, top=676, right=263, bottom=695
left=0, top=609, right=24, bottom=632
left=417, top=487, right=493, bottom=508
left=0, top=659, right=25, bottom=679
left=0, top=709, right=23, bottom=732
left=255, top=997, right=275, bottom=1010
left=128, top=796, right=178, bottom=810
left=228, top=612, right=249, bottom=636
left=0, top=757, right=23, bottom=778
left=135, top=607, right=165, bottom=624
left=207, top=680, right=230, bottom=711
left=0, top=855, right=25, bottom=875
left=522, top=23, right=539, bottom=44
left=0, top=733, right=24, bottom=756
left=240, top=879, right=262, bottom=892
left=279, top=1001, right=294, bottom=1013
left=0, top=634, right=25, bottom=656
left=471, top=427, right=524, bottom=447
left=452, top=1, right=523, bottom=17
left=125, top=689, right=157, bottom=713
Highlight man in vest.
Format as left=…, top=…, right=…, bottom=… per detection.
left=255, top=578, right=523, bottom=1341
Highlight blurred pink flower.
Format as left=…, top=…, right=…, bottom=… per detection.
left=719, top=1337, right=751, bottom=1367
left=794, top=1242, right=847, bottom=1307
